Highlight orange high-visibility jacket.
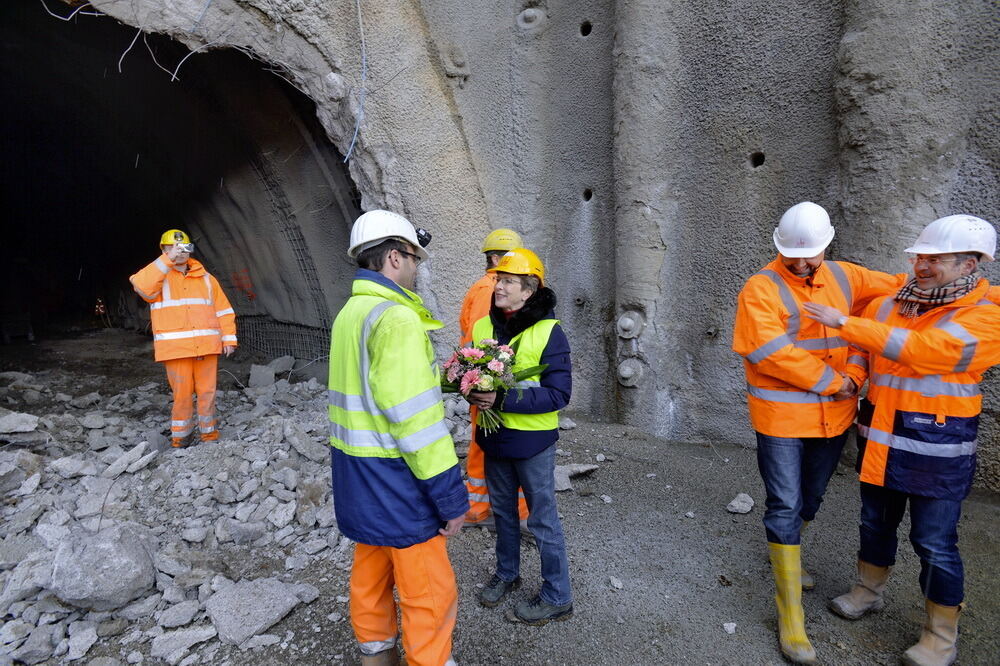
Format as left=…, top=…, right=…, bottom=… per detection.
left=459, top=273, right=494, bottom=345
left=130, top=255, right=237, bottom=362
left=733, top=258, right=905, bottom=438
left=841, top=280, right=1000, bottom=500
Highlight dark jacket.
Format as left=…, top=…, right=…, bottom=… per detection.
left=477, top=288, right=572, bottom=459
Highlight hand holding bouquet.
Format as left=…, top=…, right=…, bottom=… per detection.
left=441, top=339, right=546, bottom=435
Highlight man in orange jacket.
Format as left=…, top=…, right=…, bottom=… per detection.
left=130, top=230, right=237, bottom=448
left=459, top=228, right=529, bottom=526
left=732, top=202, right=907, bottom=664
left=805, top=214, right=1000, bottom=666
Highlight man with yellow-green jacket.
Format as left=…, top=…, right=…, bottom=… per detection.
left=328, top=209, right=467, bottom=666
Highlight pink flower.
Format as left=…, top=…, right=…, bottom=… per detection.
left=498, top=345, right=514, bottom=355
left=487, top=359, right=504, bottom=373
left=460, top=347, right=485, bottom=359
left=447, top=365, right=460, bottom=382
left=460, top=369, right=481, bottom=395
left=443, top=352, right=458, bottom=369
left=480, top=338, right=498, bottom=346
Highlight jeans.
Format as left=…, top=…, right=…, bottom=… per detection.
left=858, top=482, right=964, bottom=606
left=484, top=444, right=572, bottom=606
left=755, top=431, right=848, bottom=544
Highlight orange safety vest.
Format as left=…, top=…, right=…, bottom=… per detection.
left=733, top=258, right=905, bottom=437
left=130, top=255, right=237, bottom=362
left=459, top=272, right=494, bottom=346
left=841, top=280, right=1000, bottom=500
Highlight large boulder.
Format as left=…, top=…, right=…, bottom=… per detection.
left=49, top=522, right=158, bottom=610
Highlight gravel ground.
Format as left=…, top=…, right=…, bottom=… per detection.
left=2, top=330, right=998, bottom=665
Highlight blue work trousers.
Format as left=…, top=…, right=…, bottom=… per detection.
left=755, top=431, right=848, bottom=544
left=485, top=444, right=572, bottom=606
left=858, top=482, right=964, bottom=606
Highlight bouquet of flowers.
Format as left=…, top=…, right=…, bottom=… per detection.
left=441, top=339, right=546, bottom=435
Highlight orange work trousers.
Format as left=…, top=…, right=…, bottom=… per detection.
left=350, top=535, right=457, bottom=666
left=465, top=407, right=528, bottom=523
left=163, top=355, right=218, bottom=442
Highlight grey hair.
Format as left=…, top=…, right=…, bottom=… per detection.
left=520, top=275, right=541, bottom=293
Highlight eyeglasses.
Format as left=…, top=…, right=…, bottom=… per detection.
left=397, top=249, right=422, bottom=265
left=493, top=276, right=522, bottom=287
left=907, top=255, right=961, bottom=267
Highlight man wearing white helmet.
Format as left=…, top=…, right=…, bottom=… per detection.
left=328, top=210, right=467, bottom=666
left=805, top=215, right=1000, bottom=666
left=733, top=201, right=908, bottom=664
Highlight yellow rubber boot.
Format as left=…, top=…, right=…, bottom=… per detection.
left=799, top=521, right=814, bottom=590
left=901, top=600, right=960, bottom=666
left=769, top=543, right=818, bottom=664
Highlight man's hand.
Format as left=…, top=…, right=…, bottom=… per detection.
left=465, top=391, right=496, bottom=408
left=832, top=375, right=857, bottom=401
left=223, top=345, right=236, bottom=357
left=439, top=515, right=465, bottom=537
left=803, top=302, right=846, bottom=328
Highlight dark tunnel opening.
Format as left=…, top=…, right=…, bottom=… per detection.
left=0, top=1, right=361, bottom=359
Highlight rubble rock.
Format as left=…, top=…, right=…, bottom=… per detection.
left=0, top=534, right=43, bottom=570
left=149, top=625, right=216, bottom=659
left=11, top=624, right=55, bottom=664
left=558, top=415, right=577, bottom=430
left=50, top=457, right=96, bottom=479
left=102, top=443, right=148, bottom=479
left=0, top=550, right=54, bottom=614
left=118, top=593, right=162, bottom=621
left=284, top=420, right=327, bottom=463
left=267, top=356, right=296, bottom=375
left=125, top=450, right=159, bottom=474
left=159, top=600, right=200, bottom=628
left=726, top=493, right=755, bottom=514
left=0, top=408, right=39, bottom=434
left=204, top=578, right=302, bottom=645
left=553, top=464, right=599, bottom=492
left=248, top=365, right=276, bottom=388
left=80, top=413, right=107, bottom=430
left=66, top=624, right=98, bottom=660
left=50, top=522, right=157, bottom=610
left=71, top=392, right=102, bottom=409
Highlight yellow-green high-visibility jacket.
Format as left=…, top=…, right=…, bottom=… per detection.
left=328, top=270, right=468, bottom=547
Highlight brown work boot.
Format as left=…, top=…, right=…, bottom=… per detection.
left=828, top=559, right=891, bottom=620
left=360, top=647, right=400, bottom=666
left=901, top=600, right=961, bottom=666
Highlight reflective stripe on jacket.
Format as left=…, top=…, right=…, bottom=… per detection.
left=733, top=258, right=905, bottom=437
left=129, top=256, right=237, bottom=362
left=459, top=273, right=494, bottom=346
left=328, top=271, right=467, bottom=547
left=841, top=279, right=1000, bottom=500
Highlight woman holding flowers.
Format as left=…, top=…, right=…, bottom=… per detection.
left=464, top=248, right=573, bottom=625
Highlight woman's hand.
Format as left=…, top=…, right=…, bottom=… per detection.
left=466, top=391, right=497, bottom=408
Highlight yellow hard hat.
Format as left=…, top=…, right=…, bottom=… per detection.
left=481, top=228, right=523, bottom=253
left=489, top=248, right=545, bottom=284
left=159, top=229, right=191, bottom=246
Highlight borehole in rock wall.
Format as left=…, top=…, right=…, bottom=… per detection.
left=0, top=2, right=361, bottom=361
left=749, top=151, right=766, bottom=168
left=583, top=188, right=594, bottom=201
left=580, top=21, right=593, bottom=37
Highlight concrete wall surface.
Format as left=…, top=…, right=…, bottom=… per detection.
left=58, top=0, right=1000, bottom=489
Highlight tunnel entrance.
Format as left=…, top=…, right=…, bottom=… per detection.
left=1, top=1, right=361, bottom=360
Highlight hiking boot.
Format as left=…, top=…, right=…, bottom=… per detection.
left=478, top=574, right=520, bottom=607
left=512, top=595, right=573, bottom=625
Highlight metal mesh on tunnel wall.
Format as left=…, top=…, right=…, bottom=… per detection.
left=236, top=315, right=329, bottom=363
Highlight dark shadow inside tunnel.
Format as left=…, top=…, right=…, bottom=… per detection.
left=0, top=1, right=361, bottom=359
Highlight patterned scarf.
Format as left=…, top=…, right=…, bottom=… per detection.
left=894, top=273, right=980, bottom=318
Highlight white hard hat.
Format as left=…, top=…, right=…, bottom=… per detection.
left=347, top=209, right=428, bottom=261
left=773, top=201, right=835, bottom=258
left=905, top=214, right=996, bottom=262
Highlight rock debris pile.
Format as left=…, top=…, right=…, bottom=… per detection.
left=0, top=360, right=379, bottom=665
left=0, top=360, right=599, bottom=664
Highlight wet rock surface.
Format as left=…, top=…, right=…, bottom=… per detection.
left=0, top=331, right=998, bottom=665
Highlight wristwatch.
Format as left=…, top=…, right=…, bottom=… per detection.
left=837, top=315, right=848, bottom=328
